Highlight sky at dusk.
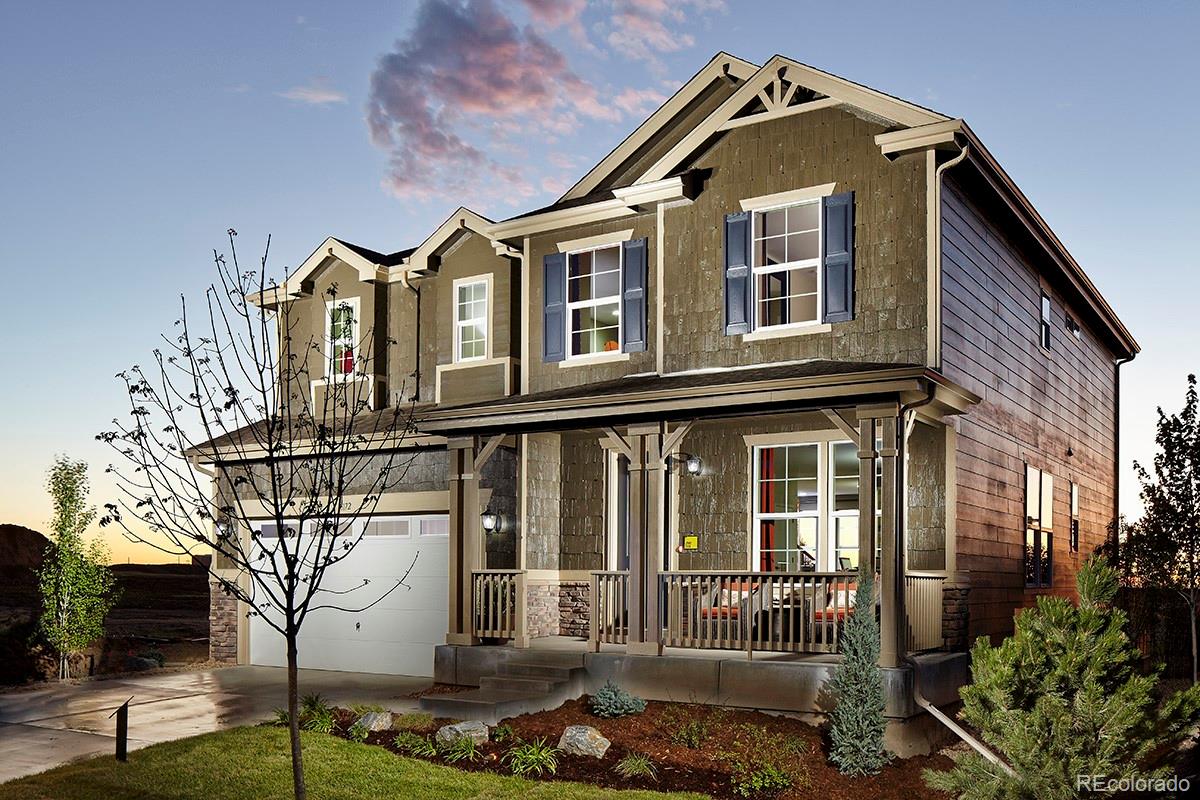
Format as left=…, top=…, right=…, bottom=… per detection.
left=0, top=1, right=1197, bottom=563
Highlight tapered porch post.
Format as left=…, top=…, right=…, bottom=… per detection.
left=857, top=405, right=902, bottom=668
left=625, top=423, right=664, bottom=656
left=446, top=436, right=481, bottom=645
left=878, top=414, right=901, bottom=668
left=856, top=417, right=878, bottom=571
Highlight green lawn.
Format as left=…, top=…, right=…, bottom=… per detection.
left=0, top=726, right=707, bottom=800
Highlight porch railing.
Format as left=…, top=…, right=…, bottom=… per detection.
left=471, top=569, right=524, bottom=640
left=589, top=570, right=630, bottom=646
left=660, top=571, right=856, bottom=655
left=904, top=571, right=946, bottom=652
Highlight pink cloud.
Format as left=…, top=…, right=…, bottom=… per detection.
left=277, top=77, right=346, bottom=105
left=367, top=0, right=616, bottom=203
left=614, top=86, right=668, bottom=117
left=518, top=0, right=591, bottom=48
left=606, top=0, right=725, bottom=73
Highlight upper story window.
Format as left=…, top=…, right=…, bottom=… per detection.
left=454, top=277, right=490, bottom=362
left=568, top=244, right=622, bottom=357
left=325, top=297, right=359, bottom=378
left=1039, top=293, right=1052, bottom=349
left=752, top=201, right=821, bottom=329
left=1024, top=464, right=1053, bottom=587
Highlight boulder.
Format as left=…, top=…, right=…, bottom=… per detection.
left=356, top=711, right=393, bottom=732
left=123, top=655, right=159, bottom=672
left=558, top=725, right=610, bottom=758
left=435, top=720, right=489, bottom=746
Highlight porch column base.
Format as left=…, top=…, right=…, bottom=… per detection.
left=510, top=635, right=531, bottom=649
left=446, top=633, right=478, bottom=646
left=626, top=641, right=664, bottom=656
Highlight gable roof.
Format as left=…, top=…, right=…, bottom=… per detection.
left=560, top=52, right=757, bottom=202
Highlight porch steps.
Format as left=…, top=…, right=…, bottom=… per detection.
left=419, top=651, right=587, bottom=725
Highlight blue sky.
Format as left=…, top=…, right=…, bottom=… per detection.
left=1, top=1, right=1196, bottom=561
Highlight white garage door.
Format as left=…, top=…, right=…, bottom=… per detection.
left=249, top=515, right=449, bottom=677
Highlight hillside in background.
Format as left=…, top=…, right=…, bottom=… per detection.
left=1, top=523, right=210, bottom=684
left=0, top=524, right=51, bottom=569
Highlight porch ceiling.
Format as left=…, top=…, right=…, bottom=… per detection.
left=417, top=360, right=979, bottom=436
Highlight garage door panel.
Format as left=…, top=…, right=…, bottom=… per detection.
left=249, top=515, right=449, bottom=677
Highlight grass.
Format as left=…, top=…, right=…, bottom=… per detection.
left=0, top=726, right=709, bottom=800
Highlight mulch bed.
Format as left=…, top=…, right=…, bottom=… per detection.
left=330, top=698, right=953, bottom=800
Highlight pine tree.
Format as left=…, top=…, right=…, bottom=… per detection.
left=828, top=565, right=888, bottom=775
left=925, top=557, right=1200, bottom=799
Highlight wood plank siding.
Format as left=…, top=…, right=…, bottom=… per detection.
left=941, top=181, right=1118, bottom=643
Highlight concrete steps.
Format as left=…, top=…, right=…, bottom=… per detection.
left=419, top=651, right=587, bottom=725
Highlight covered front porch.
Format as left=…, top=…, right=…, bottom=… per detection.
left=418, top=362, right=977, bottom=672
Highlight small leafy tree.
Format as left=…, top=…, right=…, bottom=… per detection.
left=827, top=565, right=888, bottom=775
left=1126, top=373, right=1200, bottom=683
left=38, top=456, right=118, bottom=680
left=924, top=557, right=1200, bottom=799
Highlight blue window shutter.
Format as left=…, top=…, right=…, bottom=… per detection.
left=821, top=192, right=855, bottom=323
left=621, top=238, right=648, bottom=353
left=724, top=212, right=752, bottom=335
left=542, top=252, right=567, bottom=362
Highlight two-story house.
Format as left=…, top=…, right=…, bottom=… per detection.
left=200, top=52, right=1137, bottom=738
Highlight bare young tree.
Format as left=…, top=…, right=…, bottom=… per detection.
left=98, top=231, right=419, bottom=800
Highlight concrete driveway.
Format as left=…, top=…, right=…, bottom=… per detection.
left=0, top=666, right=431, bottom=784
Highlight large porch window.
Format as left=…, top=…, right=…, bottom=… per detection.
left=752, top=439, right=880, bottom=572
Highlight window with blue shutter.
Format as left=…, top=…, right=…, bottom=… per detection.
left=821, top=192, right=855, bottom=323
left=620, top=238, right=648, bottom=353
left=727, top=191, right=856, bottom=334
left=542, top=252, right=566, bottom=362
left=724, top=212, right=752, bottom=335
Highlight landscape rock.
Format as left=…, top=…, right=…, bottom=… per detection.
left=558, top=725, right=610, bottom=758
left=123, top=655, right=159, bottom=672
left=435, top=720, right=489, bottom=746
left=356, top=711, right=393, bottom=732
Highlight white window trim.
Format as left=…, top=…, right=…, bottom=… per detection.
left=746, top=432, right=881, bottom=573
left=556, top=229, right=635, bottom=253
left=751, top=440, right=823, bottom=571
left=565, top=242, right=623, bottom=360
left=324, top=296, right=361, bottom=381
left=749, top=199, right=823, bottom=332
left=739, top=182, right=837, bottom=212
left=452, top=274, right=493, bottom=363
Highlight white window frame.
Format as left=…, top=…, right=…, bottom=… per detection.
left=325, top=296, right=361, bottom=381
left=749, top=436, right=881, bottom=573
left=829, top=440, right=881, bottom=572
left=751, top=441, right=821, bottom=572
left=565, top=242, right=623, bottom=360
left=751, top=199, right=823, bottom=332
left=452, top=275, right=492, bottom=363
left=1025, top=464, right=1054, bottom=587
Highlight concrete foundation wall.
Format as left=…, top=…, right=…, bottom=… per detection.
left=434, top=644, right=968, bottom=722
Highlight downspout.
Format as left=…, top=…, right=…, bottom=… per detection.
left=399, top=271, right=421, bottom=402
left=1112, top=353, right=1135, bottom=557
left=898, top=381, right=1016, bottom=775
left=931, top=140, right=970, bottom=370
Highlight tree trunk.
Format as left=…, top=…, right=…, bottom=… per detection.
left=286, top=632, right=307, bottom=800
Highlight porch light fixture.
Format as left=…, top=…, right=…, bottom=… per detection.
left=668, top=452, right=704, bottom=476
left=480, top=510, right=502, bottom=533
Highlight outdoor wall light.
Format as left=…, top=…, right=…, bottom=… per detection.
left=668, top=452, right=704, bottom=476
left=481, top=510, right=502, bottom=533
